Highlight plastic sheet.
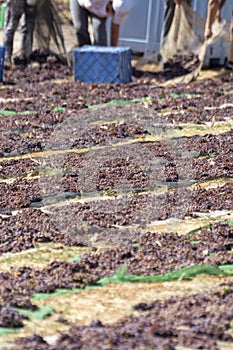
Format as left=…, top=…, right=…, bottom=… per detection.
left=161, top=3, right=230, bottom=62
left=34, top=0, right=67, bottom=59
left=154, top=3, right=231, bottom=85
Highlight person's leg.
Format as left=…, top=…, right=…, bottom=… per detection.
left=70, top=0, right=91, bottom=46
left=91, top=14, right=107, bottom=46
left=20, top=4, right=37, bottom=58
left=184, top=0, right=192, bottom=7
left=227, top=12, right=233, bottom=65
left=160, top=0, right=176, bottom=48
left=3, top=0, right=24, bottom=60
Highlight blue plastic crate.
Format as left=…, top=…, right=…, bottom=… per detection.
left=73, top=46, right=132, bottom=84
left=0, top=46, right=5, bottom=82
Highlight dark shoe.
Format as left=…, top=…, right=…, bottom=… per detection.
left=13, top=55, right=28, bottom=67
left=162, top=60, right=174, bottom=72
left=4, top=57, right=12, bottom=70
left=225, top=61, right=233, bottom=70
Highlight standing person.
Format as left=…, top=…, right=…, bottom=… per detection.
left=69, top=0, right=132, bottom=47
left=161, top=0, right=193, bottom=48
left=205, top=0, right=233, bottom=70
left=3, top=0, right=37, bottom=66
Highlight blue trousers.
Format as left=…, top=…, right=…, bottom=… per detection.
left=4, top=0, right=37, bottom=59
left=69, top=0, right=107, bottom=47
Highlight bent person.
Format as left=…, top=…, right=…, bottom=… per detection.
left=70, top=0, right=132, bottom=47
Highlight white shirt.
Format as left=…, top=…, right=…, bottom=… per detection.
left=78, top=0, right=132, bottom=25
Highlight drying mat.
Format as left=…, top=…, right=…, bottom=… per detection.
left=147, top=3, right=231, bottom=86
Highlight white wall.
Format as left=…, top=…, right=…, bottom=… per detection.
left=119, top=0, right=232, bottom=57
left=119, top=0, right=164, bottom=54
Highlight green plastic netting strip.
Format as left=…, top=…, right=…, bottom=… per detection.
left=0, top=308, right=54, bottom=336
left=97, top=264, right=231, bottom=286
left=169, top=93, right=202, bottom=99
left=66, top=253, right=83, bottom=263
left=219, top=265, right=233, bottom=274
left=88, top=97, right=154, bottom=109
left=12, top=305, right=55, bottom=321
left=31, top=288, right=82, bottom=301
left=30, top=263, right=233, bottom=302
left=187, top=224, right=211, bottom=235
left=52, top=107, right=66, bottom=112
left=188, top=220, right=232, bottom=236
left=0, top=327, right=20, bottom=336
left=0, top=110, right=37, bottom=116
left=0, top=107, right=65, bottom=117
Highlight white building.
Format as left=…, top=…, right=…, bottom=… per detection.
left=119, top=0, right=233, bottom=66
